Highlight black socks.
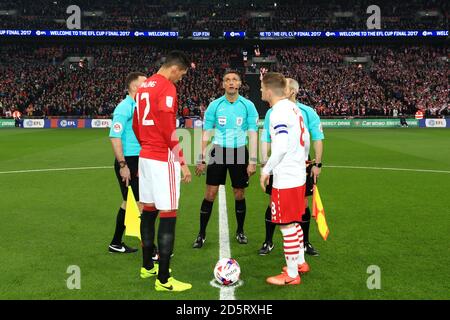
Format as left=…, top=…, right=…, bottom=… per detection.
left=111, top=207, right=126, bottom=245
left=158, top=217, right=176, bottom=283
left=235, top=199, right=246, bottom=234
left=300, top=206, right=311, bottom=244
left=264, top=205, right=276, bottom=243
left=140, top=209, right=158, bottom=270
left=199, top=199, right=213, bottom=237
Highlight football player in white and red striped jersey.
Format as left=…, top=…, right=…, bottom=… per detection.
left=132, top=51, right=192, bottom=292
left=259, top=72, right=310, bottom=286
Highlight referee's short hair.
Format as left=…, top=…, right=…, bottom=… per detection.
left=286, top=78, right=300, bottom=94
left=262, top=72, right=287, bottom=96
left=125, top=72, right=146, bottom=90
left=223, top=69, right=241, bottom=81
left=162, top=50, right=190, bottom=70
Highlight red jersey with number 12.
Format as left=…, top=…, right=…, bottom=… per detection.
left=132, top=74, right=184, bottom=164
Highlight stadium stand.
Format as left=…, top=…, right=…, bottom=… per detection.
left=0, top=44, right=448, bottom=118
left=0, top=0, right=447, bottom=32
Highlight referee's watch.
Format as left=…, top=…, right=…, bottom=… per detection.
left=118, top=160, right=127, bottom=168
left=314, top=162, right=323, bottom=168
left=197, top=154, right=206, bottom=165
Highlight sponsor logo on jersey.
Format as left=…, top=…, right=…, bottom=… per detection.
left=166, top=96, right=174, bottom=108
left=113, top=122, right=123, bottom=133
left=236, top=117, right=243, bottom=126
left=218, top=116, right=227, bottom=126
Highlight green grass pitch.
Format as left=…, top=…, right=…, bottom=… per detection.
left=0, top=128, right=449, bottom=300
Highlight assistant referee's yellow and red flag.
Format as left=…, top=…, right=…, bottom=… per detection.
left=125, top=186, right=141, bottom=240
left=311, top=185, right=329, bottom=241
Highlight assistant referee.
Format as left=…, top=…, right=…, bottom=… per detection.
left=108, top=72, right=146, bottom=254
left=193, top=70, right=259, bottom=248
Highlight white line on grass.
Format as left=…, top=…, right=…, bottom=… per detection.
left=1, top=165, right=449, bottom=175
left=326, top=165, right=450, bottom=174
left=218, top=184, right=236, bottom=301
left=0, top=166, right=112, bottom=174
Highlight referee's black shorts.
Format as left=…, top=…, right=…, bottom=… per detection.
left=206, top=145, right=249, bottom=189
left=265, top=164, right=315, bottom=197
left=114, top=156, right=139, bottom=201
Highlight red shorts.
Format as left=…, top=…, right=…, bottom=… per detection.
left=270, top=185, right=306, bottom=225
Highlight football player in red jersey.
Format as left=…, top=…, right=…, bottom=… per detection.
left=132, top=51, right=193, bottom=292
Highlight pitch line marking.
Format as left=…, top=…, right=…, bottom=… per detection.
left=0, top=166, right=112, bottom=174
left=210, top=279, right=244, bottom=289
left=326, top=165, right=450, bottom=174
left=217, top=184, right=236, bottom=301
left=0, top=165, right=449, bottom=175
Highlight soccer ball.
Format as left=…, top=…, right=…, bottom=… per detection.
left=214, top=258, right=241, bottom=285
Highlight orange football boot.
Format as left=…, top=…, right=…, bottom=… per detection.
left=266, top=272, right=301, bottom=286
left=282, top=262, right=310, bottom=274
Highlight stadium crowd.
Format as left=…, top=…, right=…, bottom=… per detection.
left=0, top=44, right=448, bottom=119
left=0, top=0, right=447, bottom=32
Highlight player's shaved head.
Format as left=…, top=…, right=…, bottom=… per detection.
left=262, top=72, right=287, bottom=97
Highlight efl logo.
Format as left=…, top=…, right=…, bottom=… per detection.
left=426, top=119, right=446, bottom=128
left=92, top=119, right=112, bottom=128
left=60, top=120, right=77, bottom=128
left=24, top=119, right=45, bottom=128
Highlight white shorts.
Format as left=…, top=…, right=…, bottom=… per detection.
left=139, top=156, right=181, bottom=211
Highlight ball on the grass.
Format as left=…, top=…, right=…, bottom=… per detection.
left=214, top=258, right=240, bottom=285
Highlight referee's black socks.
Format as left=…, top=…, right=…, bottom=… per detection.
left=199, top=199, right=213, bottom=238
left=265, top=205, right=276, bottom=243
left=301, top=206, right=311, bottom=244
left=158, top=216, right=176, bottom=284
left=235, top=199, right=246, bottom=234
left=141, top=207, right=158, bottom=270
left=111, top=207, right=126, bottom=246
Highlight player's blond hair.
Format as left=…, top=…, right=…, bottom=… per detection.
left=262, top=72, right=287, bottom=97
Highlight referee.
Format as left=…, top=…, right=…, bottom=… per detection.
left=193, top=70, right=259, bottom=248
left=108, top=72, right=146, bottom=254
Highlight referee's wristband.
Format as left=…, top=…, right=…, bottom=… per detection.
left=118, top=160, right=127, bottom=168
left=313, top=162, right=323, bottom=168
